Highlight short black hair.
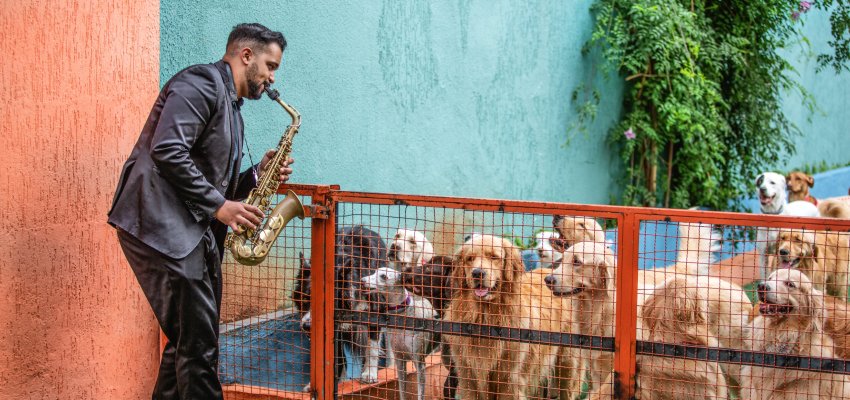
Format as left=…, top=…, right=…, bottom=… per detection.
left=227, top=23, right=286, bottom=54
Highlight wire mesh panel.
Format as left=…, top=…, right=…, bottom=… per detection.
left=211, top=185, right=850, bottom=400
left=218, top=189, right=315, bottom=396
left=632, top=214, right=850, bottom=400
left=331, top=197, right=619, bottom=400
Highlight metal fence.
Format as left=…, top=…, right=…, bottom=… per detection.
left=216, top=184, right=850, bottom=400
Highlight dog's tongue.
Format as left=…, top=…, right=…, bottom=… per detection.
left=780, top=261, right=793, bottom=269
left=474, top=287, right=490, bottom=297
left=760, top=196, right=772, bottom=205
left=759, top=303, right=771, bottom=314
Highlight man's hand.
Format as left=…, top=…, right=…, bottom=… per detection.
left=215, top=200, right=264, bottom=232
left=259, top=149, right=294, bottom=183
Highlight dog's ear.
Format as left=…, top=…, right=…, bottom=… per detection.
left=450, top=246, right=468, bottom=290
left=504, top=241, right=525, bottom=288
left=756, top=173, right=765, bottom=187
left=808, top=287, right=826, bottom=332
left=592, top=249, right=615, bottom=291
left=807, top=174, right=815, bottom=188
left=801, top=230, right=818, bottom=258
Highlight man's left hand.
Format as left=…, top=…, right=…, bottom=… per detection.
left=259, top=149, right=294, bottom=183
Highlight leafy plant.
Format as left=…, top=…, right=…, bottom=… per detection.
left=575, top=0, right=848, bottom=211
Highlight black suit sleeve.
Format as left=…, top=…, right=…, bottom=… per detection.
left=149, top=67, right=227, bottom=219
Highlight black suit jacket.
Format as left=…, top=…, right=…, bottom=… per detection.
left=108, top=60, right=257, bottom=263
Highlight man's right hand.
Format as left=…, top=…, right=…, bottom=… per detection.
left=214, top=200, right=264, bottom=232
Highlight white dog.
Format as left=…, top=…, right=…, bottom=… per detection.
left=388, top=228, right=435, bottom=272
left=362, top=267, right=437, bottom=400
left=755, top=172, right=821, bottom=280
left=534, top=231, right=563, bottom=269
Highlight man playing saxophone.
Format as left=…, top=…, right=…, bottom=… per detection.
left=107, top=23, right=293, bottom=400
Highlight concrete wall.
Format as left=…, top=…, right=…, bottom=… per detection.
left=0, top=1, right=160, bottom=399
left=161, top=1, right=848, bottom=205
left=161, top=0, right=624, bottom=204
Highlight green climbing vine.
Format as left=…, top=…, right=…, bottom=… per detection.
left=574, top=0, right=849, bottom=211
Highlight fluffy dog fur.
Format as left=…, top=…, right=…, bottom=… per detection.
left=389, top=228, right=435, bottom=272
left=819, top=198, right=850, bottom=219
left=787, top=171, right=817, bottom=205
left=637, top=277, right=729, bottom=400
left=545, top=241, right=751, bottom=392
left=443, top=234, right=578, bottom=399
left=742, top=269, right=850, bottom=399
left=768, top=229, right=850, bottom=300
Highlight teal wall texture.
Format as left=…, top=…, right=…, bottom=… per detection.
left=161, top=1, right=848, bottom=206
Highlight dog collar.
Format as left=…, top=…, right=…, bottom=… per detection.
left=387, top=293, right=412, bottom=312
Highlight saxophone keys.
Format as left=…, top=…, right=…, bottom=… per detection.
left=259, top=228, right=275, bottom=242
left=268, top=215, right=284, bottom=230
left=238, top=245, right=253, bottom=258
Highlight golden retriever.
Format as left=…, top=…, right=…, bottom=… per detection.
left=769, top=228, right=850, bottom=299
left=551, top=215, right=607, bottom=251
left=637, top=277, right=729, bottom=399
left=742, top=268, right=850, bottom=399
left=545, top=241, right=752, bottom=392
left=443, top=234, right=578, bottom=399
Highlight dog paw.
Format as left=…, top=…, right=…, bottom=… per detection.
left=360, top=371, right=378, bottom=384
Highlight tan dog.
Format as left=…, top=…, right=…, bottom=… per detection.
left=787, top=171, right=817, bottom=205
left=545, top=241, right=751, bottom=392
left=551, top=215, right=607, bottom=251
left=742, top=269, right=850, bottom=399
left=443, top=234, right=577, bottom=399
left=819, top=198, right=850, bottom=219
left=769, top=229, right=850, bottom=299
left=637, top=277, right=729, bottom=399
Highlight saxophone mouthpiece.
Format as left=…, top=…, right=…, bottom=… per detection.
left=264, top=83, right=280, bottom=100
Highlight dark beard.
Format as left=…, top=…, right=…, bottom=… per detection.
left=245, top=63, right=264, bottom=100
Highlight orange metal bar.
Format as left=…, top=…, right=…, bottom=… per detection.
left=613, top=212, right=638, bottom=399
left=308, top=185, right=336, bottom=400
left=334, top=190, right=624, bottom=218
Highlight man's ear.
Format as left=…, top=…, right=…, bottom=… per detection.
left=239, top=47, right=254, bottom=65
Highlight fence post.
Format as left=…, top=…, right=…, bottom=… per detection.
left=309, top=186, right=336, bottom=400
left=614, top=212, right=639, bottom=399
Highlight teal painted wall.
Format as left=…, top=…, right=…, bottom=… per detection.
left=161, top=1, right=847, bottom=206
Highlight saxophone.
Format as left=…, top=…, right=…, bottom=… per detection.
left=224, top=85, right=305, bottom=266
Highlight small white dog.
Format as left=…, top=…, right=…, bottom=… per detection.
left=362, top=267, right=437, bottom=400
left=388, top=229, right=435, bottom=272
left=755, top=172, right=821, bottom=280
left=534, top=231, right=563, bottom=269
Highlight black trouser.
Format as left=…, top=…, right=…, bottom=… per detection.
left=117, top=229, right=223, bottom=400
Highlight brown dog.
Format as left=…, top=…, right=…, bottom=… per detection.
left=787, top=171, right=817, bottom=205
left=769, top=229, right=850, bottom=300
left=443, top=234, right=577, bottom=399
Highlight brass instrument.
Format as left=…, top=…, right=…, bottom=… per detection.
left=225, top=85, right=304, bottom=266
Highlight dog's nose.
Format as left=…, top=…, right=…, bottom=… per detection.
left=471, top=269, right=485, bottom=280
left=544, top=275, right=556, bottom=286
left=779, top=249, right=790, bottom=256
left=301, top=320, right=311, bottom=331
left=757, top=282, right=768, bottom=293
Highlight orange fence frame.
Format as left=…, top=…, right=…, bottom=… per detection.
left=215, top=183, right=850, bottom=400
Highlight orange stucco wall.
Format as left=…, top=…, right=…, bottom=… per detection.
left=0, top=1, right=160, bottom=399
